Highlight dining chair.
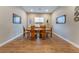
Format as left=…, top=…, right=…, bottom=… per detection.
left=40, top=25, right=46, bottom=40
left=23, top=26, right=26, bottom=37
left=23, top=26, right=30, bottom=39
left=46, top=27, right=52, bottom=38
left=30, top=26, right=36, bottom=40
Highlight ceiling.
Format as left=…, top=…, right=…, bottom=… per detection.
left=21, top=6, right=58, bottom=13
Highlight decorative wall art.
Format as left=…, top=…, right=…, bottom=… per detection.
left=56, top=15, right=66, bottom=24
left=74, top=6, right=79, bottom=22
left=13, top=13, right=21, bottom=24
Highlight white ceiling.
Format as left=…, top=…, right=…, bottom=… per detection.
left=21, top=6, right=58, bottom=13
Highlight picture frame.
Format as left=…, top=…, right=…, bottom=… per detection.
left=56, top=15, right=66, bottom=24
left=13, top=13, right=21, bottom=24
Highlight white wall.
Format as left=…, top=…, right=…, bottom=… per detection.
left=0, top=6, right=27, bottom=45
left=52, top=6, right=79, bottom=47
left=27, top=13, right=51, bottom=27
left=52, top=6, right=79, bottom=45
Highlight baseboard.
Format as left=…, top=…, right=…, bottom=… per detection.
left=0, top=33, right=23, bottom=47
left=53, top=32, right=79, bottom=48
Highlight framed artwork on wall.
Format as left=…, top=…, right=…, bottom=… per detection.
left=29, top=19, right=32, bottom=24
left=13, top=13, right=21, bottom=24
left=56, top=15, right=66, bottom=24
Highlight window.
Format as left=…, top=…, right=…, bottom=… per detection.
left=34, top=17, right=44, bottom=24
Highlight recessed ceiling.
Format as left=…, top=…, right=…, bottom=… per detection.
left=21, top=6, right=58, bottom=13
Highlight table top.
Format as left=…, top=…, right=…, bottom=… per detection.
left=26, top=27, right=52, bottom=31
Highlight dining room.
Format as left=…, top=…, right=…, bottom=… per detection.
left=0, top=6, right=79, bottom=52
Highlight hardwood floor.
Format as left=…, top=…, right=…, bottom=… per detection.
left=0, top=34, right=79, bottom=53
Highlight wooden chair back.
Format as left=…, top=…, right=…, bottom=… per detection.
left=31, top=26, right=36, bottom=40
left=23, top=26, right=25, bottom=37
left=40, top=25, right=46, bottom=40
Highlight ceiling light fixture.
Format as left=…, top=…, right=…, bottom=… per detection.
left=30, top=9, right=33, bottom=12
left=45, top=9, right=48, bottom=12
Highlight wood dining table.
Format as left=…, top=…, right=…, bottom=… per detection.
left=25, top=27, right=52, bottom=39
left=26, top=27, right=52, bottom=31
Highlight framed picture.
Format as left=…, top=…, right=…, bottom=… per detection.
left=56, top=15, right=66, bottom=24
left=13, top=13, right=21, bottom=24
